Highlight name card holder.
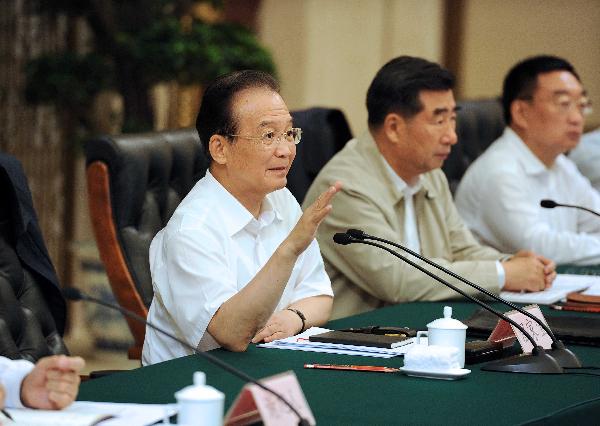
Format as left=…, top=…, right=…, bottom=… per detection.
left=488, top=304, right=553, bottom=354
left=224, top=371, right=315, bottom=426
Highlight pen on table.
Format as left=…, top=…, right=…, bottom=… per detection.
left=304, top=363, right=400, bottom=373
left=550, top=304, right=600, bottom=313
left=1, top=408, right=14, bottom=421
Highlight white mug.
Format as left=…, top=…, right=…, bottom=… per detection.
left=419, top=306, right=467, bottom=368
left=175, top=372, right=225, bottom=426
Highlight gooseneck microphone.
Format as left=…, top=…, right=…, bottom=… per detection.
left=64, top=288, right=310, bottom=426
left=541, top=199, right=600, bottom=218
left=333, top=233, right=564, bottom=374
left=345, top=229, right=581, bottom=369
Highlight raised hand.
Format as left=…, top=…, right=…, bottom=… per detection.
left=284, top=181, right=342, bottom=256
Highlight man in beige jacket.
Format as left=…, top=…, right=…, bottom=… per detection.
left=303, top=56, right=556, bottom=319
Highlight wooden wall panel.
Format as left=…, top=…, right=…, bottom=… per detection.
left=0, top=0, right=72, bottom=282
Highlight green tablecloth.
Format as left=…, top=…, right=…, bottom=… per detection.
left=556, top=264, right=600, bottom=276
left=78, top=302, right=600, bottom=425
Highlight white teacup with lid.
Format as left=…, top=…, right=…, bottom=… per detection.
left=416, top=306, right=468, bottom=368
left=175, top=371, right=225, bottom=426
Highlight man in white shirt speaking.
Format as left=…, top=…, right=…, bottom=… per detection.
left=456, top=55, right=600, bottom=265
left=142, top=71, right=340, bottom=364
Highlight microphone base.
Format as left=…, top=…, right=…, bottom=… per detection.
left=548, top=341, right=582, bottom=368
left=481, top=348, right=564, bottom=374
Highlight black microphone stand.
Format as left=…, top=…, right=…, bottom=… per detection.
left=345, top=229, right=582, bottom=369
left=65, top=289, right=311, bottom=426
left=540, top=199, right=600, bottom=218
left=333, top=233, right=563, bottom=374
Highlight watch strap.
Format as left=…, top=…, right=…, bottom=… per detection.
left=286, top=308, right=306, bottom=333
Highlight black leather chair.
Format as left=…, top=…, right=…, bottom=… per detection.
left=289, top=107, right=352, bottom=203
left=442, top=98, right=505, bottom=193
left=0, top=154, right=69, bottom=362
left=84, top=129, right=208, bottom=359
left=84, top=108, right=352, bottom=359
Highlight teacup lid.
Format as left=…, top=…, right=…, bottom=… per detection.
left=175, top=371, right=225, bottom=402
left=427, top=306, right=467, bottom=330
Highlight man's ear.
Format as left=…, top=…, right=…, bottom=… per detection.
left=382, top=113, right=406, bottom=144
left=510, top=100, right=529, bottom=130
left=209, top=135, right=229, bottom=165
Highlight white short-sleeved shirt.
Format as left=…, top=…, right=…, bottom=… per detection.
left=142, top=171, right=333, bottom=365
left=0, top=356, right=34, bottom=408
left=455, top=127, right=600, bottom=265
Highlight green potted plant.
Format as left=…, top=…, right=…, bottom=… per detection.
left=25, top=1, right=276, bottom=132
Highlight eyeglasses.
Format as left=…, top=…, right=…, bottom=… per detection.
left=228, top=128, right=302, bottom=147
left=522, top=94, right=593, bottom=116
left=553, top=94, right=593, bottom=116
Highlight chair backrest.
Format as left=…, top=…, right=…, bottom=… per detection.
left=442, top=98, right=506, bottom=193
left=84, top=129, right=208, bottom=359
left=288, top=107, right=353, bottom=203
left=0, top=154, right=69, bottom=362
left=84, top=107, right=351, bottom=358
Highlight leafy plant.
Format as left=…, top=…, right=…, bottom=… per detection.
left=24, top=1, right=276, bottom=132
left=25, top=53, right=114, bottom=110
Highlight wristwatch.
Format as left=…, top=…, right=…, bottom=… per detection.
left=286, top=308, right=306, bottom=333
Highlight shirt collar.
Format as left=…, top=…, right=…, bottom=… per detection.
left=359, top=131, right=437, bottom=200
left=382, top=159, right=423, bottom=196
left=205, top=171, right=283, bottom=237
left=504, top=127, right=549, bottom=176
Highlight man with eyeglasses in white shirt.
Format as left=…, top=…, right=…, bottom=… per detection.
left=456, top=55, right=600, bottom=266
left=142, top=70, right=341, bottom=365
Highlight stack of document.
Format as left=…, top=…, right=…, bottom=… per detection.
left=4, top=401, right=177, bottom=426
left=256, top=327, right=415, bottom=358
left=499, top=273, right=600, bottom=304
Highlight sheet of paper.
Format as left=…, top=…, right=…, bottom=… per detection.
left=6, top=402, right=177, bottom=426
left=499, top=273, right=598, bottom=304
left=257, top=327, right=415, bottom=357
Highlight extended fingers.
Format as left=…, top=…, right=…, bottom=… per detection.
left=251, top=324, right=272, bottom=343
left=252, top=326, right=284, bottom=344
left=313, top=182, right=342, bottom=211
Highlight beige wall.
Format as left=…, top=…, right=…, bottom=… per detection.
left=258, top=0, right=444, bottom=134
left=460, top=0, right=600, bottom=128
left=259, top=0, right=600, bottom=131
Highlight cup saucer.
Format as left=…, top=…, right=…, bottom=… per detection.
left=399, top=366, right=471, bottom=380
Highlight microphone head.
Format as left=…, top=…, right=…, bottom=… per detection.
left=346, top=229, right=368, bottom=240
left=333, top=233, right=354, bottom=245
left=62, top=287, right=85, bottom=301
left=540, top=199, right=558, bottom=209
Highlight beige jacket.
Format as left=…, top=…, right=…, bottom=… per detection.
left=303, top=131, right=507, bottom=319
